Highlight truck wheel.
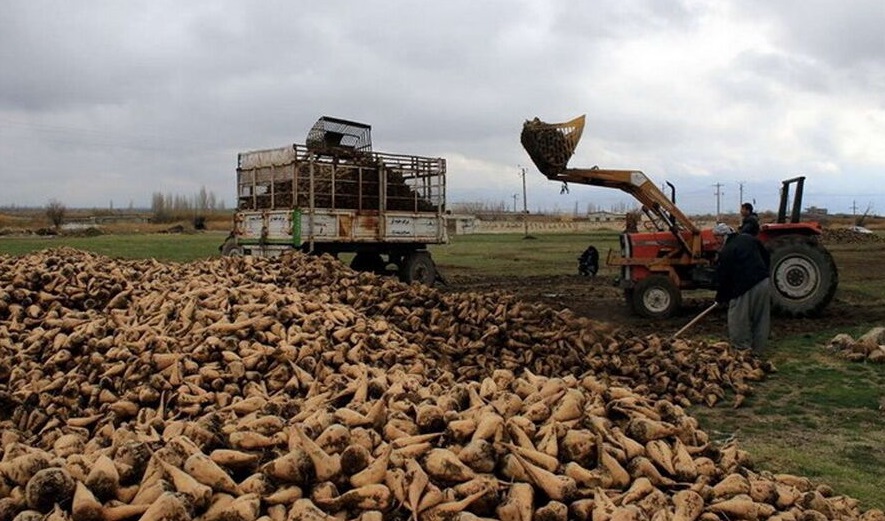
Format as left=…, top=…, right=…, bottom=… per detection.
left=632, top=275, right=681, bottom=319
left=220, top=236, right=244, bottom=257
left=767, top=235, right=838, bottom=317
left=350, top=253, right=386, bottom=273
left=399, top=252, right=437, bottom=285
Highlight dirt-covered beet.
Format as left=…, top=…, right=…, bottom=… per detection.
left=24, top=468, right=75, bottom=512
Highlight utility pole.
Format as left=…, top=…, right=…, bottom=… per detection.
left=738, top=181, right=745, bottom=207
left=713, top=183, right=724, bottom=220
left=519, top=166, right=530, bottom=238
left=512, top=194, right=519, bottom=213
left=852, top=200, right=857, bottom=217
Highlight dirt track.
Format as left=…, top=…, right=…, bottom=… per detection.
left=442, top=270, right=885, bottom=342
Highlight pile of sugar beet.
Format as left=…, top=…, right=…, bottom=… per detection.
left=0, top=248, right=881, bottom=521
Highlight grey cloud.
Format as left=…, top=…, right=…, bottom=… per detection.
left=708, top=50, right=834, bottom=117
left=2, top=1, right=885, bottom=213
left=1, top=3, right=180, bottom=110
left=743, top=0, right=885, bottom=71
left=553, top=0, right=697, bottom=42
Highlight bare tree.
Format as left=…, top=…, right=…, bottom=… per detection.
left=856, top=203, right=874, bottom=226
left=610, top=200, right=629, bottom=213
left=151, top=192, right=171, bottom=223
left=196, top=186, right=210, bottom=211
left=45, top=199, right=66, bottom=231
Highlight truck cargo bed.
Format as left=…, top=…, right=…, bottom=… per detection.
left=234, top=143, right=447, bottom=254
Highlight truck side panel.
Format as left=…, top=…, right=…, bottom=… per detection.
left=235, top=210, right=446, bottom=248
left=385, top=215, right=441, bottom=240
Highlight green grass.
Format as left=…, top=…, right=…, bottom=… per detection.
left=690, top=327, right=885, bottom=509
left=430, top=231, right=622, bottom=277
left=0, top=232, right=227, bottom=262
left=826, top=242, right=885, bottom=304
left=0, top=231, right=623, bottom=272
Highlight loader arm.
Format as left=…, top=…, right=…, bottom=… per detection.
left=553, top=168, right=700, bottom=257
left=520, top=115, right=701, bottom=258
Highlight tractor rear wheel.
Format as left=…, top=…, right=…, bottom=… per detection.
left=631, top=275, right=681, bottom=319
left=767, top=235, right=838, bottom=317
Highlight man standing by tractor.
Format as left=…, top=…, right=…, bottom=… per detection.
left=713, top=223, right=771, bottom=352
left=739, top=202, right=760, bottom=236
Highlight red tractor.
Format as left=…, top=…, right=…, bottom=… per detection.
left=521, top=115, right=838, bottom=318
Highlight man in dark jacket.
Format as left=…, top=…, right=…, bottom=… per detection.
left=739, top=202, right=760, bottom=236
left=713, top=223, right=771, bottom=352
left=578, top=245, right=599, bottom=277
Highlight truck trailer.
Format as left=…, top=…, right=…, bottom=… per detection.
left=222, top=117, right=447, bottom=285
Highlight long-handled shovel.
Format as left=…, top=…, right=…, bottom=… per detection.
left=670, top=302, right=718, bottom=340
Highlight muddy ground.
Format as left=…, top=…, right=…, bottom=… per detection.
left=441, top=259, right=885, bottom=342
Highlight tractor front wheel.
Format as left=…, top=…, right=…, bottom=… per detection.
left=631, top=275, right=682, bottom=319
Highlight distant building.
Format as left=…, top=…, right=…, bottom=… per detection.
left=446, top=214, right=477, bottom=235
left=66, top=214, right=149, bottom=226
left=587, top=211, right=624, bottom=222
left=805, top=206, right=828, bottom=216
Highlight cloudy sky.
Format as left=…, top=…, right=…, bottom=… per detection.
left=2, top=1, right=885, bottom=216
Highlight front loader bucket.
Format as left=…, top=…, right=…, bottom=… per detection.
left=520, top=114, right=586, bottom=178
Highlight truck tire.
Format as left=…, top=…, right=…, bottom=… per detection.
left=350, top=253, right=386, bottom=273
left=767, top=235, right=838, bottom=317
left=399, top=251, right=436, bottom=285
left=220, top=236, right=244, bottom=257
left=631, top=275, right=681, bottom=319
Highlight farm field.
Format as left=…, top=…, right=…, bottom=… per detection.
left=1, top=230, right=884, bottom=509
left=0, top=231, right=227, bottom=262
left=431, top=231, right=885, bottom=340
